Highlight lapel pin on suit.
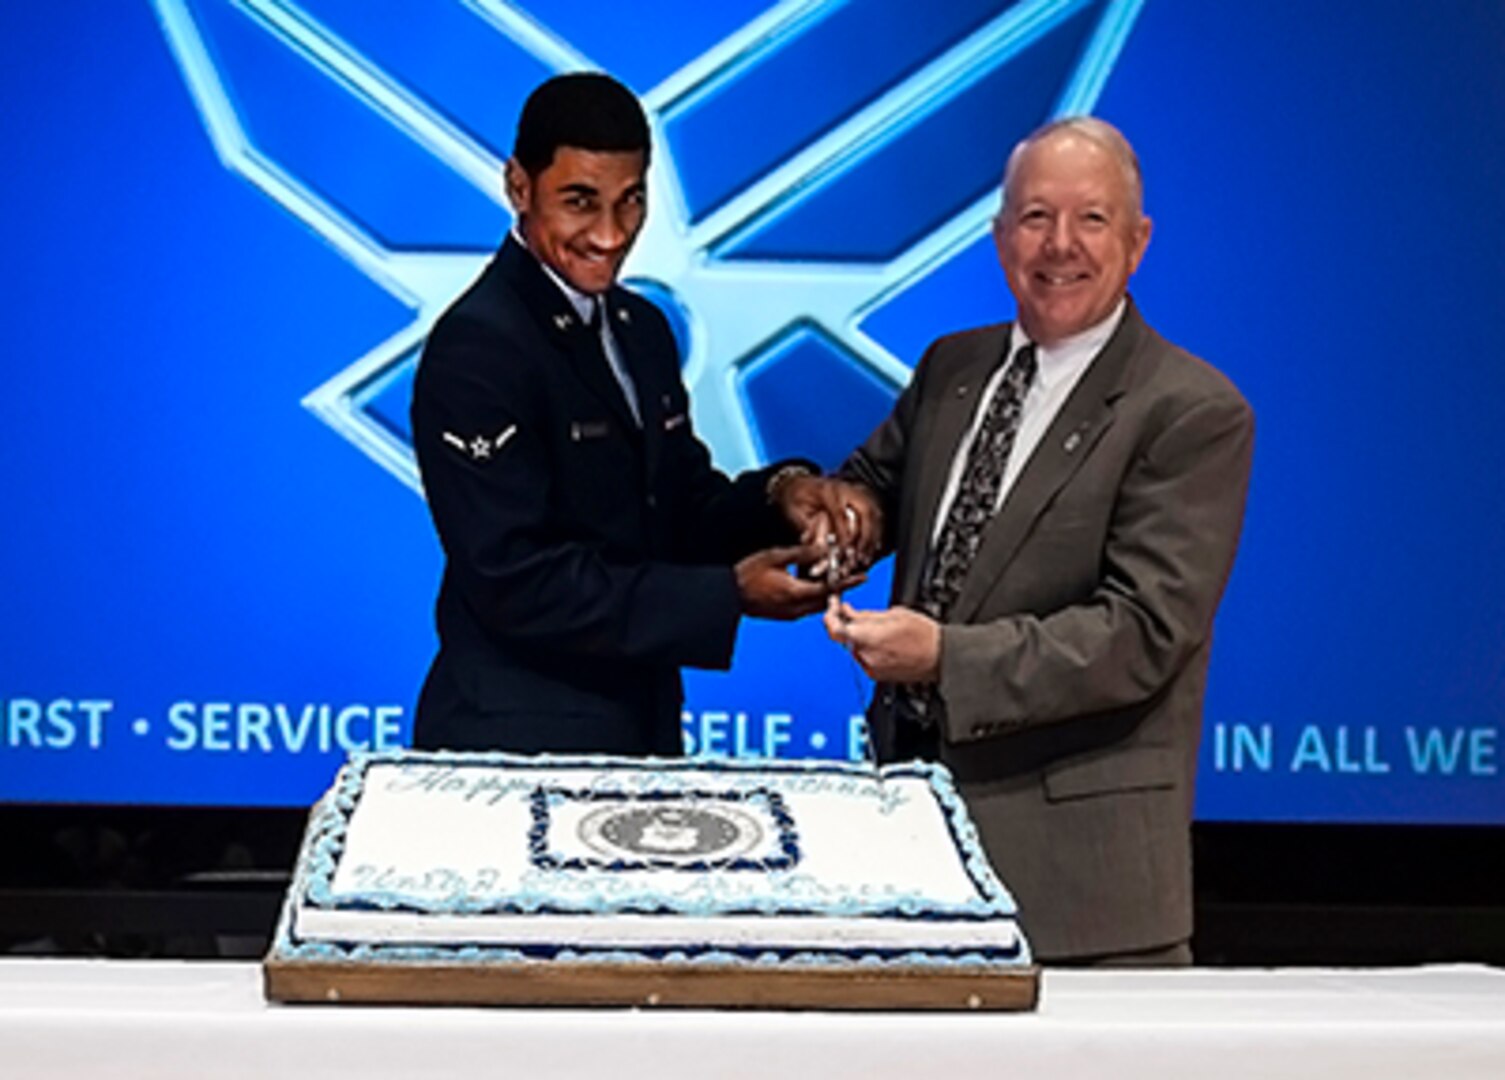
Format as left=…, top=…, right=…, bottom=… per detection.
left=617, top=307, right=631, bottom=324
left=553, top=312, right=573, bottom=331
left=1064, top=428, right=1085, bottom=453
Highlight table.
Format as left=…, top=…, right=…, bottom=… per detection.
left=3, top=960, right=1502, bottom=1078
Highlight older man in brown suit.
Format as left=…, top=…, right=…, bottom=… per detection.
left=823, top=118, right=1254, bottom=964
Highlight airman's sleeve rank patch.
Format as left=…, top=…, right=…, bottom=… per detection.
left=442, top=425, right=517, bottom=462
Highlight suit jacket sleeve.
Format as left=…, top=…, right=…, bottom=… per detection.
left=413, top=315, right=745, bottom=669
left=937, top=388, right=1255, bottom=742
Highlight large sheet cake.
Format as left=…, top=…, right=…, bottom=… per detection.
left=264, top=750, right=1037, bottom=1010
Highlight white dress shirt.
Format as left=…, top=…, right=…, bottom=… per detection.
left=931, top=300, right=1125, bottom=542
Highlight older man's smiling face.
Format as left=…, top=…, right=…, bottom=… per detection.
left=995, top=132, right=1151, bottom=346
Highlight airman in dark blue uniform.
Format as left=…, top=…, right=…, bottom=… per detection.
left=410, top=74, right=857, bottom=754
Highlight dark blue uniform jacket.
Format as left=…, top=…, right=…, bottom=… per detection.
left=410, top=237, right=797, bottom=754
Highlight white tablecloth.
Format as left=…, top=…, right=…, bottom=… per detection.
left=3, top=960, right=1502, bottom=1079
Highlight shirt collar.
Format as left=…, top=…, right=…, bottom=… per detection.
left=511, top=224, right=598, bottom=324
left=1008, top=298, right=1126, bottom=388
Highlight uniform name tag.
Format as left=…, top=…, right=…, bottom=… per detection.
left=570, top=420, right=610, bottom=441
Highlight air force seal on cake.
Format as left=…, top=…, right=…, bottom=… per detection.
left=533, top=787, right=800, bottom=872
left=580, top=801, right=761, bottom=865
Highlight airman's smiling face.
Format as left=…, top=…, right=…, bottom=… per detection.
left=507, top=147, right=647, bottom=295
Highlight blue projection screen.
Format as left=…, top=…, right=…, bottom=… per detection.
left=2, top=0, right=1502, bottom=822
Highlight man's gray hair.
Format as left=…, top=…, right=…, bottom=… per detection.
left=1000, top=116, right=1144, bottom=220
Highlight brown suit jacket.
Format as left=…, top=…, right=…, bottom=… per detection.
left=841, top=301, right=1254, bottom=960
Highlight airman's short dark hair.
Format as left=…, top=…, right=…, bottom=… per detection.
left=513, top=72, right=651, bottom=176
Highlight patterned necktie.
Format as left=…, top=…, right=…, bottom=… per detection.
left=895, top=343, right=1037, bottom=736
left=919, top=342, right=1038, bottom=621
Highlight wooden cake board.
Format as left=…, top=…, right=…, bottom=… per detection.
left=263, top=957, right=1040, bottom=1011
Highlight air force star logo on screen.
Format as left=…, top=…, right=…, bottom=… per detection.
left=152, top=0, right=1143, bottom=488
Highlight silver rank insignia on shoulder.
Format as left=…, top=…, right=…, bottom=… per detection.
left=443, top=425, right=517, bottom=462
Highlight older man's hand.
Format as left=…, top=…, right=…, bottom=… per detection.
left=825, top=600, right=941, bottom=683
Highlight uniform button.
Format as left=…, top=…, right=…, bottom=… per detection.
left=971, top=724, right=988, bottom=738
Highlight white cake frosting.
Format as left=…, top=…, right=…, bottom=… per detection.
left=271, top=751, right=1030, bottom=969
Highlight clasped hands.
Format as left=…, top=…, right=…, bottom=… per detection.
left=734, top=476, right=881, bottom=621
left=776, top=474, right=940, bottom=682
left=737, top=476, right=938, bottom=684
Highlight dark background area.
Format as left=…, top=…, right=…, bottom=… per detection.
left=3, top=808, right=1502, bottom=965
